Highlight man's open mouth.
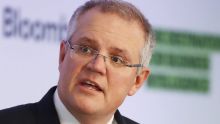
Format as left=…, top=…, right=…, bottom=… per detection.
left=80, top=80, right=103, bottom=92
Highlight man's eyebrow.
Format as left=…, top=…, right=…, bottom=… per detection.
left=109, top=47, right=131, bottom=60
left=75, top=37, right=98, bottom=46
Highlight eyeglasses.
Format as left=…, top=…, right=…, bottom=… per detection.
left=66, top=41, right=143, bottom=68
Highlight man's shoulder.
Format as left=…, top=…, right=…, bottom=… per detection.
left=0, top=103, right=37, bottom=115
left=0, top=87, right=59, bottom=124
left=0, top=103, right=38, bottom=124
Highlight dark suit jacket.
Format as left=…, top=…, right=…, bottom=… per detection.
left=0, top=86, right=138, bottom=124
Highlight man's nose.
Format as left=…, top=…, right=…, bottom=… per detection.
left=86, top=54, right=107, bottom=75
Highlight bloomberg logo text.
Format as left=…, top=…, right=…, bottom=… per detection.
left=2, top=6, right=67, bottom=42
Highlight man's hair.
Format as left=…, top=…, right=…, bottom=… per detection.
left=66, top=0, right=156, bottom=68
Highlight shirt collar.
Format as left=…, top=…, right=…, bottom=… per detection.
left=53, top=89, right=116, bottom=124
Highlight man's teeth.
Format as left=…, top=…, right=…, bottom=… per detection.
left=85, top=81, right=95, bottom=86
left=83, top=80, right=101, bottom=91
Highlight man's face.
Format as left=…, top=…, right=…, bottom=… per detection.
left=58, top=8, right=149, bottom=117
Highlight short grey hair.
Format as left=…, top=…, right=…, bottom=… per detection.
left=66, top=0, right=156, bottom=68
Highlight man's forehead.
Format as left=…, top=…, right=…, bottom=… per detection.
left=77, top=7, right=147, bottom=35
left=75, top=8, right=145, bottom=41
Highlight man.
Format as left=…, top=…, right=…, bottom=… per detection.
left=0, top=0, right=155, bottom=124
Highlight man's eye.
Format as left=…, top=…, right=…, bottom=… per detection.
left=111, top=56, right=124, bottom=64
left=80, top=46, right=92, bottom=54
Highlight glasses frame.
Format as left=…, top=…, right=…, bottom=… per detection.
left=65, top=40, right=143, bottom=68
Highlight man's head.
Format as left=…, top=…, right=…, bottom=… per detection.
left=57, top=0, right=155, bottom=123
left=67, top=0, right=155, bottom=68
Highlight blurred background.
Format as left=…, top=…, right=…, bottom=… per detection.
left=0, top=0, right=220, bottom=124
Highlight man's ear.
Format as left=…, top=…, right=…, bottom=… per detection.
left=128, top=67, right=150, bottom=96
left=59, top=40, right=66, bottom=70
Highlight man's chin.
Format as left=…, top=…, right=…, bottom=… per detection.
left=69, top=95, right=105, bottom=115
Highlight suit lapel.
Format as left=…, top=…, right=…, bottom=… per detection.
left=36, top=86, right=60, bottom=124
left=114, top=110, right=126, bottom=124
left=114, top=110, right=138, bottom=124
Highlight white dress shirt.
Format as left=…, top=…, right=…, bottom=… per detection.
left=53, top=89, right=117, bottom=124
